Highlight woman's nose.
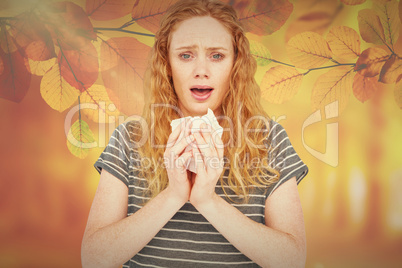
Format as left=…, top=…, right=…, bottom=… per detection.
left=193, top=58, right=209, bottom=78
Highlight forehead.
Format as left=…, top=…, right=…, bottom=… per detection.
left=169, top=16, right=233, bottom=49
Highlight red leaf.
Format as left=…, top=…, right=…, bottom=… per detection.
left=0, top=39, right=31, bottom=102
left=58, top=42, right=99, bottom=92
left=131, top=0, right=178, bottom=33
left=379, top=54, right=402, bottom=84
left=8, top=12, right=55, bottom=61
left=40, top=1, right=96, bottom=50
left=353, top=72, right=384, bottom=103
left=355, top=47, right=389, bottom=77
left=234, top=0, right=293, bottom=35
left=100, top=37, right=151, bottom=116
left=86, top=0, right=133, bottom=21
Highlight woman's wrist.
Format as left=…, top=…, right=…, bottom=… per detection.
left=163, top=186, right=188, bottom=208
left=191, top=192, right=220, bottom=213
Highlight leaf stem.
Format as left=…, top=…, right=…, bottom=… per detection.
left=269, top=59, right=295, bottom=67
left=94, top=27, right=155, bottom=37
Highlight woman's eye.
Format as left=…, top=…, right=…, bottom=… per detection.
left=180, top=53, right=191, bottom=60
left=212, top=53, right=223, bottom=60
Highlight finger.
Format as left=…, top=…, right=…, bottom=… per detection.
left=192, top=146, right=206, bottom=174
left=176, top=151, right=193, bottom=172
left=167, top=119, right=186, bottom=147
left=171, top=134, right=195, bottom=159
left=211, top=132, right=224, bottom=159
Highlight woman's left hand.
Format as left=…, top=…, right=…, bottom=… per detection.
left=189, top=123, right=224, bottom=208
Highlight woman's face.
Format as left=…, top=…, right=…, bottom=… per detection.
left=169, top=16, right=234, bottom=118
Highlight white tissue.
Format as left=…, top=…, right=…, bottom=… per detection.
left=170, top=108, right=223, bottom=173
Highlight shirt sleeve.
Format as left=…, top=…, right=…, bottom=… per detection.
left=265, top=121, right=309, bottom=198
left=94, top=122, right=133, bottom=187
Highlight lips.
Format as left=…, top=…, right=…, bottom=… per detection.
left=190, top=85, right=214, bottom=101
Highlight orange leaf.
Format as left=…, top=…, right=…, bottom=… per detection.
left=311, top=66, right=354, bottom=114
left=394, top=79, right=402, bottom=108
left=341, top=0, right=366, bottom=5
left=327, top=26, right=360, bottom=60
left=355, top=47, right=389, bottom=77
left=41, top=2, right=96, bottom=50
left=58, top=42, right=99, bottom=92
left=379, top=54, right=402, bottom=84
left=8, top=12, right=55, bottom=61
left=0, top=27, right=31, bottom=103
left=80, top=84, right=120, bottom=123
left=373, top=0, right=400, bottom=48
left=233, top=0, right=293, bottom=35
left=399, top=0, right=402, bottom=25
left=357, top=9, right=386, bottom=45
left=287, top=32, right=332, bottom=69
left=286, top=12, right=333, bottom=42
left=260, top=65, right=303, bottom=104
left=132, top=0, right=178, bottom=33
left=352, top=72, right=385, bottom=103
left=100, top=37, right=151, bottom=116
left=86, top=0, right=133, bottom=21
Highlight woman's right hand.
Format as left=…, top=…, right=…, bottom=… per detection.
left=164, top=118, right=194, bottom=204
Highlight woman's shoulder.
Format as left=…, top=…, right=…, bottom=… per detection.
left=264, top=119, right=289, bottom=147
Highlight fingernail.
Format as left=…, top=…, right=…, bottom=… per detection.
left=190, top=135, right=195, bottom=141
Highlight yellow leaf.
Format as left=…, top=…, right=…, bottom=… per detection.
left=260, top=65, right=303, bottom=104
left=394, top=79, right=402, bottom=109
left=249, top=40, right=272, bottom=66
left=327, top=26, right=360, bottom=60
left=40, top=63, right=80, bottom=112
left=66, top=119, right=96, bottom=159
left=311, top=66, right=354, bottom=114
left=355, top=47, right=389, bottom=77
left=287, top=32, right=332, bottom=69
left=358, top=9, right=386, bottom=45
left=374, top=0, right=400, bottom=48
left=379, top=54, right=402, bottom=84
left=80, top=84, right=121, bottom=123
left=341, top=0, right=366, bottom=5
left=28, top=57, right=56, bottom=76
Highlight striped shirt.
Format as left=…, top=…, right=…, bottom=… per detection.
left=94, top=119, right=308, bottom=267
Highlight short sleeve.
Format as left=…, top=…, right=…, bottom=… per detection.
left=265, top=121, right=309, bottom=198
left=94, top=122, right=133, bottom=187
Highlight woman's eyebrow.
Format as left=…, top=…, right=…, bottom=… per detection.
left=174, top=45, right=228, bottom=51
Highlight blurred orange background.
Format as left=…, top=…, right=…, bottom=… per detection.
left=1, top=0, right=402, bottom=267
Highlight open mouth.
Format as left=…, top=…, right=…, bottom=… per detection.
left=190, top=87, right=213, bottom=96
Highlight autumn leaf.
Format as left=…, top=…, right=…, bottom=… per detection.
left=394, top=79, right=402, bottom=108
left=357, top=9, right=386, bottom=45
left=379, top=54, right=402, bottom=84
left=260, top=65, right=303, bottom=104
left=399, top=0, right=402, bottom=25
left=58, top=41, right=99, bottom=92
left=86, top=0, right=133, bottom=21
left=353, top=72, right=385, bottom=103
left=311, top=66, right=354, bottom=114
left=131, top=0, right=178, bottom=33
left=40, top=1, right=96, bottom=50
left=285, top=0, right=341, bottom=42
left=8, top=11, right=55, bottom=61
left=341, top=0, right=366, bottom=5
left=373, top=0, right=400, bottom=49
left=249, top=40, right=271, bottom=66
left=66, top=119, right=96, bottom=159
left=355, top=47, right=389, bottom=77
left=100, top=37, right=151, bottom=116
left=40, top=63, right=80, bottom=112
left=287, top=32, right=332, bottom=69
left=327, top=26, right=360, bottom=60
left=232, top=0, right=293, bottom=36
left=0, top=26, right=31, bottom=103
left=80, top=84, right=121, bottom=123
left=28, top=57, right=57, bottom=76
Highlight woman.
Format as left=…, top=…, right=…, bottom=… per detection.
left=81, top=0, right=309, bottom=267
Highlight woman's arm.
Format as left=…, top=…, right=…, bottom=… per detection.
left=81, top=170, right=186, bottom=268
left=193, top=177, right=306, bottom=268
